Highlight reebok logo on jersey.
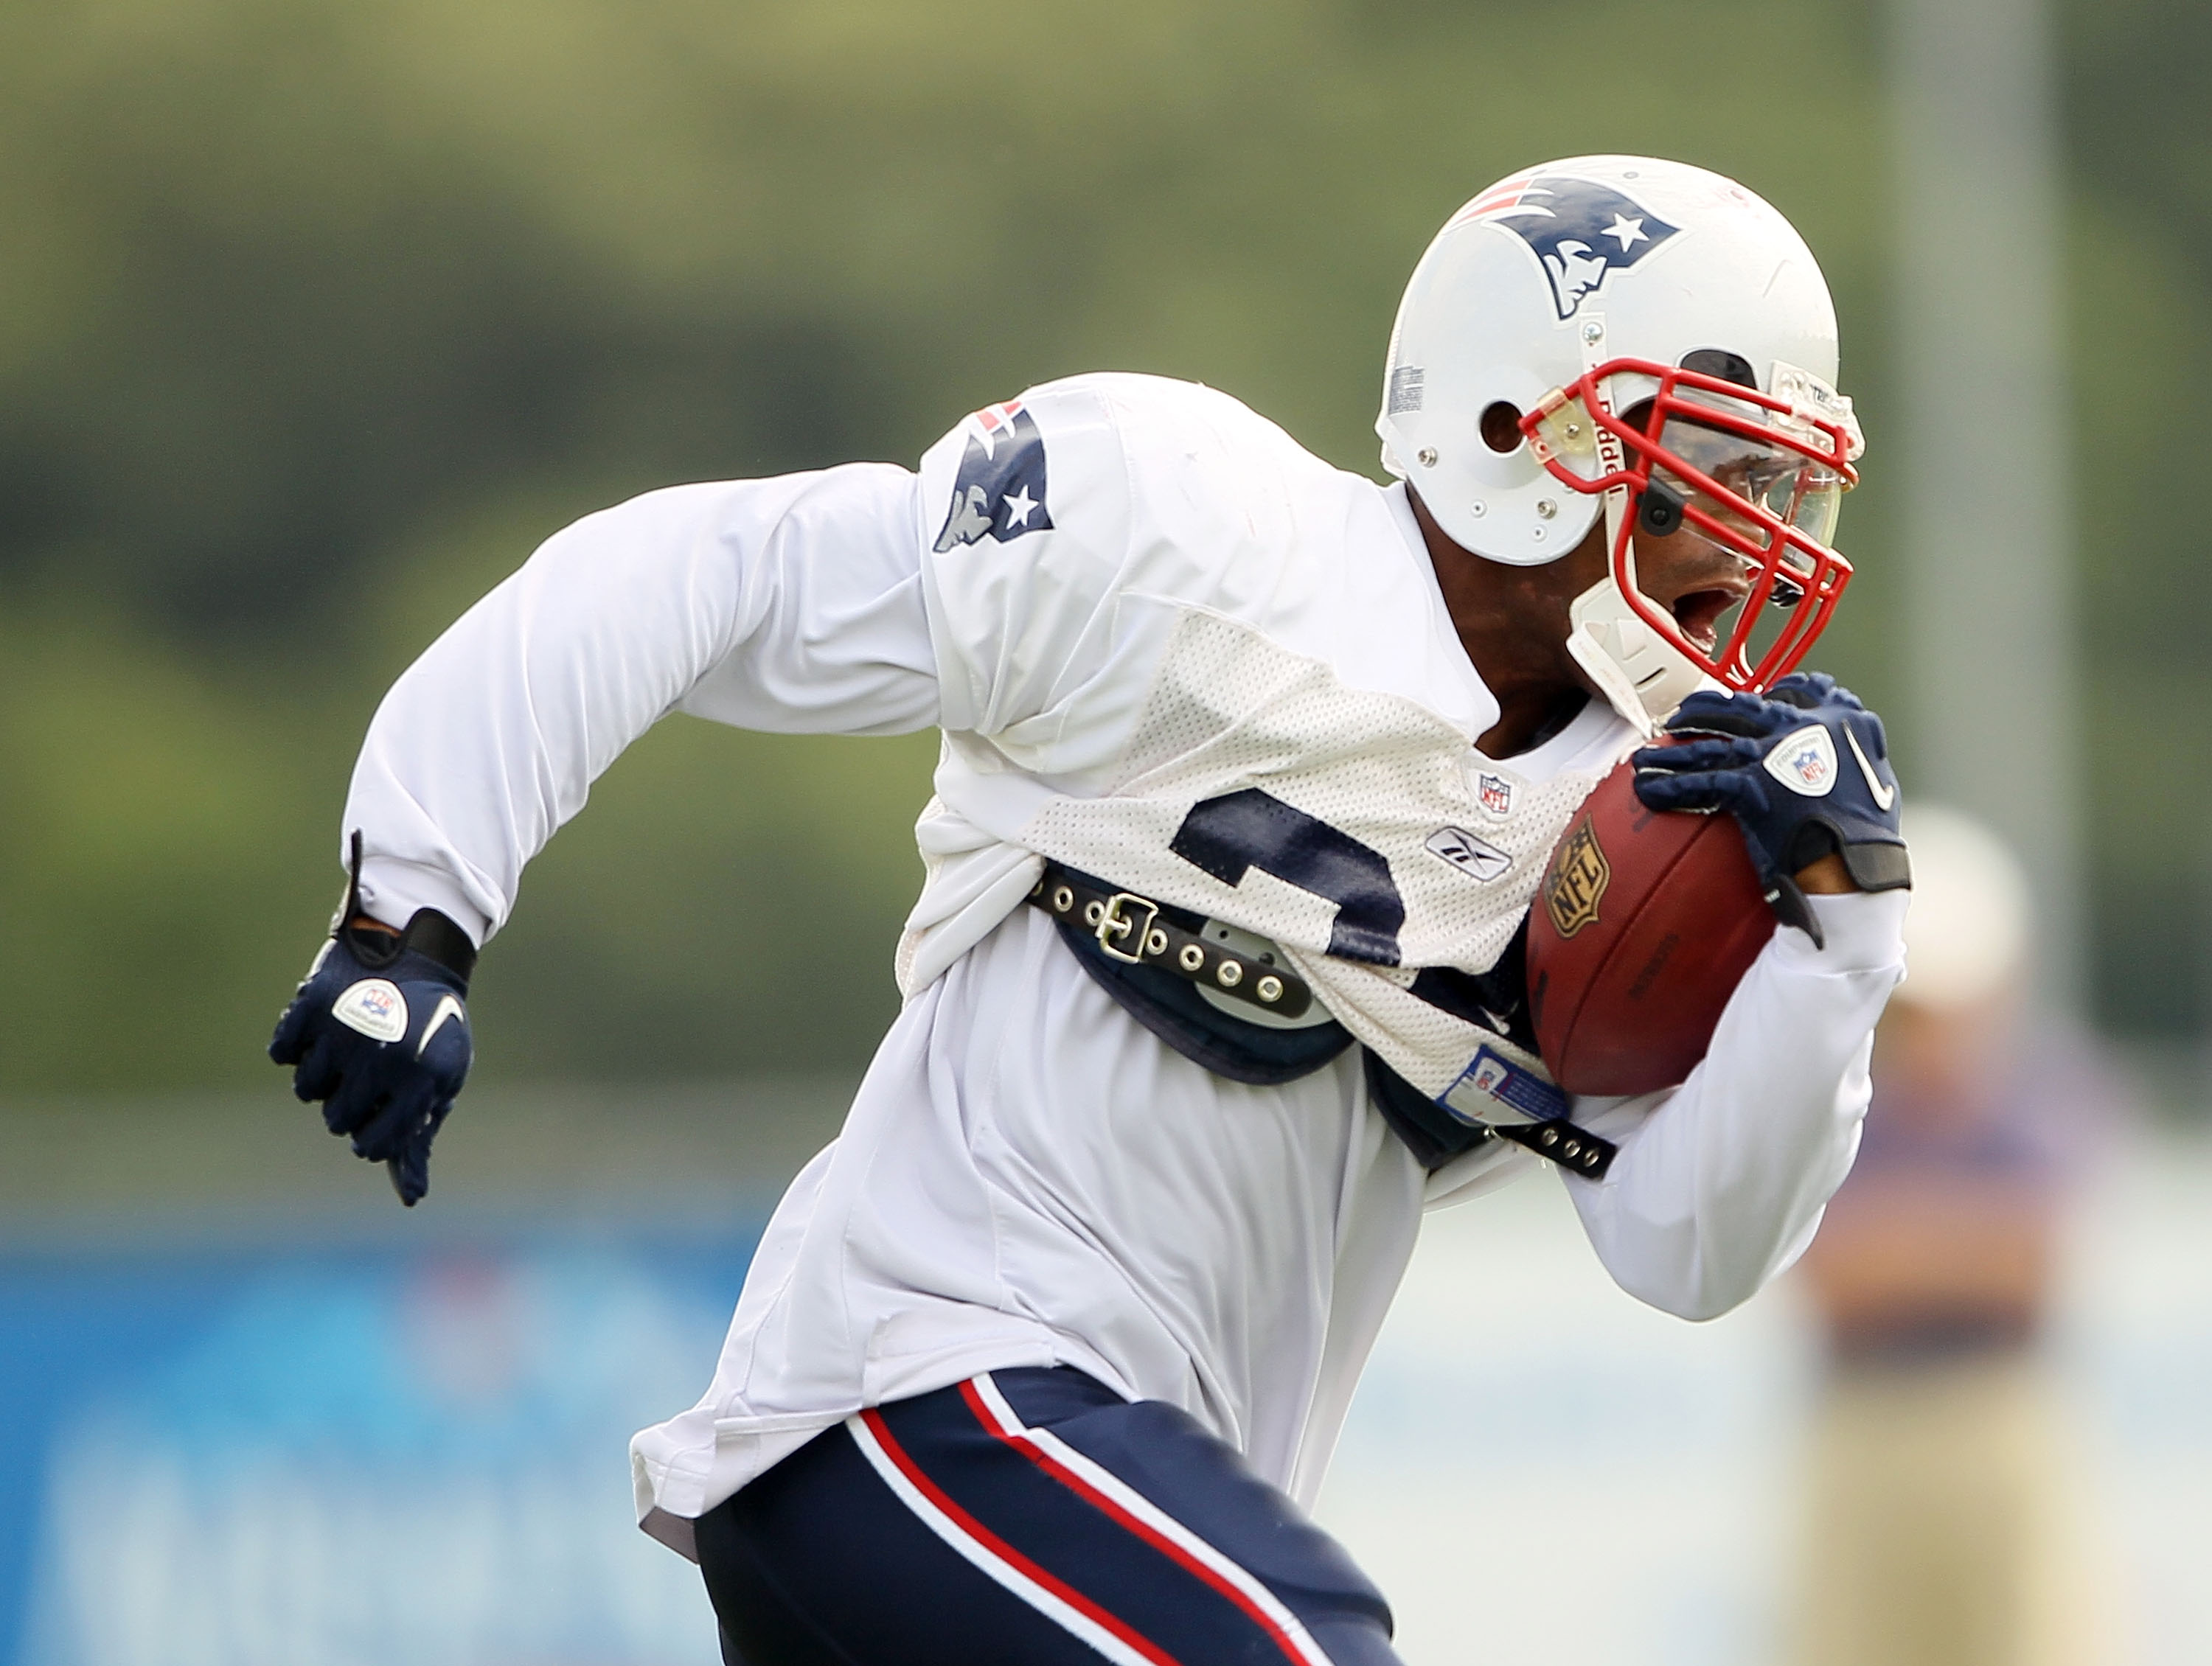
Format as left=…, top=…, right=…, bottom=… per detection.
left=1455, top=175, right=1680, bottom=320
left=1425, top=826, right=1513, bottom=883
left=933, top=400, right=1055, bottom=551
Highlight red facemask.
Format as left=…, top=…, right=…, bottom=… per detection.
left=1523, top=358, right=1861, bottom=691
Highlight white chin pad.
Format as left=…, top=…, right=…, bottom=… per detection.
left=1565, top=577, right=1708, bottom=736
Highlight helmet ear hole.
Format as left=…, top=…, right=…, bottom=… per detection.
left=1479, top=401, right=1524, bottom=454
left=1679, top=348, right=1759, bottom=390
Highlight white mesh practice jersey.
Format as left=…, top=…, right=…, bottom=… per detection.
left=340, top=373, right=1906, bottom=1560
left=897, top=377, right=1627, bottom=1108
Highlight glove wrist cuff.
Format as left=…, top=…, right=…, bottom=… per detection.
left=336, top=829, right=477, bottom=985
left=400, top=907, right=477, bottom=985
left=1837, top=838, right=1912, bottom=893
left=339, top=908, right=477, bottom=986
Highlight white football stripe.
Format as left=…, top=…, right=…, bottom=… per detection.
left=843, top=1409, right=1158, bottom=1666
left=966, top=1374, right=1335, bottom=1666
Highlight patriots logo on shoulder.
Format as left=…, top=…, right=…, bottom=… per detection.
left=933, top=400, right=1055, bottom=552
left=1453, top=175, right=1680, bottom=320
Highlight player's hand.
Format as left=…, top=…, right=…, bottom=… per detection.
left=1629, top=672, right=1909, bottom=945
left=269, top=912, right=475, bottom=1206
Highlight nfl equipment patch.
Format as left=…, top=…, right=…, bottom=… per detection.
left=1762, top=725, right=1838, bottom=797
left=331, top=978, right=408, bottom=1042
left=1439, top=1044, right=1570, bottom=1128
left=934, top=400, right=1054, bottom=551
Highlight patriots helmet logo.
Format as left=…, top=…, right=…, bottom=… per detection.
left=1455, top=175, right=1681, bottom=320
left=933, top=400, right=1055, bottom=551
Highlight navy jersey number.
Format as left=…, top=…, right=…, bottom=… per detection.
left=1169, top=789, right=1404, bottom=965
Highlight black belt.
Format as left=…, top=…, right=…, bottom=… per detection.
left=1029, top=865, right=1315, bottom=1020
left=1032, top=864, right=1615, bottom=1180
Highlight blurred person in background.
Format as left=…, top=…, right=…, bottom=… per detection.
left=1792, top=804, right=2116, bottom=1666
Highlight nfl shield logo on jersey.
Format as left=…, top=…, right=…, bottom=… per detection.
left=933, top=400, right=1055, bottom=551
left=1476, top=771, right=1514, bottom=818
left=1456, top=175, right=1681, bottom=320
left=1761, top=725, right=1839, bottom=797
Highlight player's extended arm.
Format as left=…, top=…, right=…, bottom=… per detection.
left=1555, top=674, right=1912, bottom=1318
left=271, top=463, right=937, bottom=1202
left=1560, top=888, right=1906, bottom=1318
left=347, top=464, right=936, bottom=941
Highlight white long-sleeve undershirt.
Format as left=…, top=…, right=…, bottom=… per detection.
left=347, top=464, right=935, bottom=943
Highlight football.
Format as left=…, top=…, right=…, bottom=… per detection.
left=1525, top=753, right=1774, bottom=1095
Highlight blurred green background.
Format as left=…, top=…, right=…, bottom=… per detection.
left=0, top=0, right=2202, bottom=1096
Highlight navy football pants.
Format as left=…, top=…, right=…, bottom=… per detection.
left=695, top=1367, right=1402, bottom=1666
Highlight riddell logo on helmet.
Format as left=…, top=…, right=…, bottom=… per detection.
left=1453, top=176, right=1682, bottom=321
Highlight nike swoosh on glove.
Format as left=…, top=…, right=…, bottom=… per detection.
left=1629, top=671, right=1910, bottom=948
left=269, top=915, right=474, bottom=1206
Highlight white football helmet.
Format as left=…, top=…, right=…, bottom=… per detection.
left=1377, top=156, right=1865, bottom=731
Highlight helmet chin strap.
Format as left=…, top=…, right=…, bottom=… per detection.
left=1566, top=574, right=1707, bottom=739
left=1560, top=313, right=1705, bottom=739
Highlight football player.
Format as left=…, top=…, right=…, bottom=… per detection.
left=272, top=156, right=1909, bottom=1665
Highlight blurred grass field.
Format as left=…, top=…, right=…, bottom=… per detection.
left=4, top=0, right=2212, bottom=1097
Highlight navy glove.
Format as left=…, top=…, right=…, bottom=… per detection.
left=269, top=844, right=477, bottom=1206
left=1631, top=672, right=1910, bottom=947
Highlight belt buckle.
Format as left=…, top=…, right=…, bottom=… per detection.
left=1096, top=892, right=1160, bottom=964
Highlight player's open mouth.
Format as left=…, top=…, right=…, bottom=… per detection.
left=1669, top=586, right=1742, bottom=652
